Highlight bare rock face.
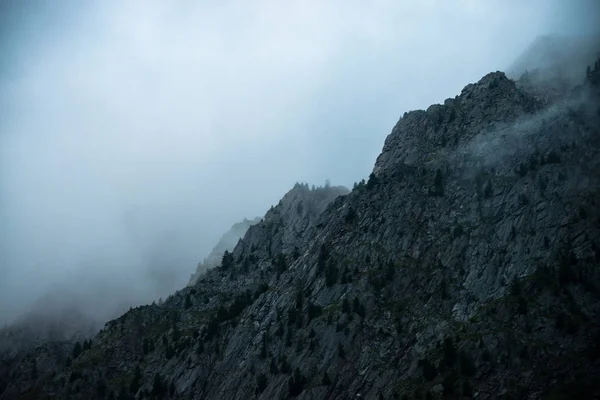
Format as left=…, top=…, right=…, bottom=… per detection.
left=2, top=53, right=600, bottom=400
left=372, top=71, right=540, bottom=174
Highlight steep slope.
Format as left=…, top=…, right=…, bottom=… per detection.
left=3, top=60, right=600, bottom=400
left=189, top=217, right=262, bottom=285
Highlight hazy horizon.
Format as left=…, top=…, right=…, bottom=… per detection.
left=1, top=0, right=599, bottom=326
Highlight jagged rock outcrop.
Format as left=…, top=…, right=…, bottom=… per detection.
left=2, top=55, right=600, bottom=400
left=189, top=217, right=262, bottom=285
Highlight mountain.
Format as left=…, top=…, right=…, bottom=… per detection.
left=2, top=56, right=600, bottom=399
left=507, top=35, right=600, bottom=104
left=188, top=217, right=262, bottom=286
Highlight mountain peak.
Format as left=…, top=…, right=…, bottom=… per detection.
left=373, top=70, right=539, bottom=175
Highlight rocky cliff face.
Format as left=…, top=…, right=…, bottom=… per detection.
left=2, top=58, right=600, bottom=400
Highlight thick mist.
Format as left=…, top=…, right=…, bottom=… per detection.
left=1, top=0, right=598, bottom=326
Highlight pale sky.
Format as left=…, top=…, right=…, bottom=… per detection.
left=1, top=0, right=599, bottom=324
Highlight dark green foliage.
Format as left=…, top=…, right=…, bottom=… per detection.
left=69, top=371, right=82, bottom=383
left=353, top=297, right=366, bottom=318
left=204, top=317, right=219, bottom=341
left=483, top=180, right=493, bottom=198
left=452, top=224, right=464, bottom=239
left=286, top=328, right=293, bottom=347
left=228, top=291, right=253, bottom=320
left=255, top=374, right=268, bottom=395
left=558, top=251, right=578, bottom=286
left=555, top=312, right=579, bottom=334
left=546, top=150, right=561, bottom=164
left=440, top=279, right=448, bottom=299
left=419, top=359, right=437, bottom=381
left=430, top=169, right=444, bottom=196
left=83, top=339, right=92, bottom=350
left=270, top=358, right=279, bottom=374
left=169, top=381, right=176, bottom=397
left=117, top=384, right=132, bottom=400
left=325, top=258, right=339, bottom=287
left=459, top=351, right=475, bottom=377
left=184, top=293, right=192, bottom=309
left=295, top=290, right=303, bottom=310
left=295, top=337, right=305, bottom=354
left=275, top=323, right=284, bottom=337
left=288, top=308, right=298, bottom=327
left=165, top=344, right=174, bottom=359
left=288, top=368, right=306, bottom=397
left=255, top=282, right=269, bottom=298
left=142, top=338, right=149, bottom=355
left=442, top=373, right=457, bottom=395
left=316, top=243, right=330, bottom=277
left=241, top=257, right=251, bottom=274
left=72, top=342, right=82, bottom=359
left=221, top=250, right=234, bottom=270
left=196, top=340, right=204, bottom=354
left=172, top=321, right=180, bottom=342
left=30, top=359, right=37, bottom=379
left=518, top=193, right=529, bottom=206
left=385, top=261, right=395, bottom=281
left=338, top=343, right=345, bottom=359
left=259, top=334, right=268, bottom=359
left=151, top=373, right=164, bottom=396
left=482, top=348, right=492, bottom=362
left=366, top=173, right=379, bottom=190
left=517, top=163, right=529, bottom=177
left=217, top=306, right=229, bottom=322
left=518, top=296, right=528, bottom=314
left=340, top=266, right=351, bottom=284
left=307, top=302, right=323, bottom=322
left=280, top=356, right=291, bottom=374
left=443, top=337, right=457, bottom=366
left=129, top=365, right=142, bottom=394
left=96, top=380, right=107, bottom=397
left=322, top=372, right=331, bottom=385
left=345, top=207, right=357, bottom=223
left=292, top=247, right=300, bottom=260
left=342, top=297, right=350, bottom=313
left=275, top=253, right=287, bottom=277
left=462, top=381, right=473, bottom=397
left=510, top=277, right=522, bottom=296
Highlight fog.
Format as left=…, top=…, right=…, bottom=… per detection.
left=1, top=0, right=598, bottom=326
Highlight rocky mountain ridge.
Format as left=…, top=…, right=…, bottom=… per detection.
left=2, top=57, right=600, bottom=399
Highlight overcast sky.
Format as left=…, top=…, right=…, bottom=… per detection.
left=1, top=0, right=599, bottom=325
